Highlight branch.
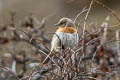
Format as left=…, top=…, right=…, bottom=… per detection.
left=94, top=0, right=120, bottom=23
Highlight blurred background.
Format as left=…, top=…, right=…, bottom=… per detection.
left=0, top=0, right=119, bottom=79
left=0, top=0, right=120, bottom=31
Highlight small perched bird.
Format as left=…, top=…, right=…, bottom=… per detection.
left=42, top=17, right=79, bottom=64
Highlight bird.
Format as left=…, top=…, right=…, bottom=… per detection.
left=42, top=17, right=79, bottom=64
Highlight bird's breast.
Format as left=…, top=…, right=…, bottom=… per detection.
left=56, top=27, right=77, bottom=33
left=55, top=32, right=79, bottom=48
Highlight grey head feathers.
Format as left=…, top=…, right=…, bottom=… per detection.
left=55, top=17, right=76, bottom=27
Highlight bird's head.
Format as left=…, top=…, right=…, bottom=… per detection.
left=55, top=17, right=76, bottom=27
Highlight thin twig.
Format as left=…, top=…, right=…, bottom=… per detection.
left=92, top=39, right=120, bottom=61
left=0, top=65, right=19, bottom=80
left=82, top=0, right=94, bottom=70
left=94, top=0, right=120, bottom=23
left=83, top=0, right=93, bottom=36
left=74, top=7, right=89, bottom=23
left=42, top=32, right=62, bottom=64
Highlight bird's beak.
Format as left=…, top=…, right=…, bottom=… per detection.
left=54, top=23, right=60, bottom=26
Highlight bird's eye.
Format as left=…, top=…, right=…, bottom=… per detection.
left=55, top=21, right=66, bottom=26
left=60, top=21, right=65, bottom=25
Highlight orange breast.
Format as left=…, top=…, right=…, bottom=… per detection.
left=56, top=27, right=77, bottom=33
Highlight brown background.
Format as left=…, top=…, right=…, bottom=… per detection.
left=0, top=0, right=120, bottom=31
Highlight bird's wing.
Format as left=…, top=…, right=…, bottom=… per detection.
left=42, top=33, right=61, bottom=64
left=51, top=33, right=61, bottom=52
